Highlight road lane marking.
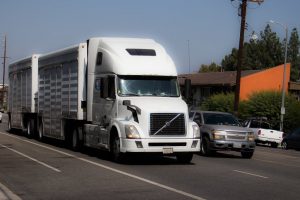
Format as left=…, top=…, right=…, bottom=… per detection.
left=233, top=170, right=268, bottom=179
left=0, top=181, right=22, bottom=200
left=0, top=144, right=61, bottom=173
left=0, top=132, right=205, bottom=200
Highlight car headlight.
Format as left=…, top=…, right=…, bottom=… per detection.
left=247, top=132, right=255, bottom=142
left=192, top=125, right=200, bottom=138
left=125, top=125, right=141, bottom=139
left=212, top=130, right=226, bottom=140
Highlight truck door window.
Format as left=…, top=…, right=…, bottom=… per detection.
left=100, top=76, right=115, bottom=99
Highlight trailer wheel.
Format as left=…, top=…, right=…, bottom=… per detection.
left=111, top=134, right=125, bottom=163
left=72, top=127, right=82, bottom=151
left=26, top=120, right=34, bottom=138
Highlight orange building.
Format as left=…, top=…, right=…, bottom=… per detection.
left=179, top=64, right=291, bottom=106
left=240, top=64, right=290, bottom=100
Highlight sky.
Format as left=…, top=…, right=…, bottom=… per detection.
left=0, top=0, right=300, bottom=82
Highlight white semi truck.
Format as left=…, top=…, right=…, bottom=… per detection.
left=8, top=37, right=200, bottom=163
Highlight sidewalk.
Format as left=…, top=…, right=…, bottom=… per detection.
left=0, top=182, right=21, bottom=200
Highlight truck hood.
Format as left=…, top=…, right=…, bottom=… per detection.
left=128, top=97, right=188, bottom=114
left=203, top=124, right=252, bottom=133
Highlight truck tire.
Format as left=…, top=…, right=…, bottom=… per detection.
left=201, top=136, right=215, bottom=156
left=241, top=151, right=254, bottom=159
left=281, top=141, right=288, bottom=150
left=72, top=127, right=82, bottom=151
left=176, top=153, right=193, bottom=164
left=271, top=142, right=278, bottom=148
left=111, top=135, right=125, bottom=163
left=26, top=120, right=34, bottom=138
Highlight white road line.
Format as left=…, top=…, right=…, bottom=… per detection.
left=0, top=132, right=205, bottom=200
left=0, top=144, right=61, bottom=173
left=233, top=170, right=268, bottom=179
left=0, top=181, right=22, bottom=200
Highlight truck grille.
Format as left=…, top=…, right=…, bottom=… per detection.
left=150, top=113, right=186, bottom=136
left=226, top=132, right=247, bottom=140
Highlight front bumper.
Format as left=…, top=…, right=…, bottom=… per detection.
left=120, top=138, right=200, bottom=153
left=210, top=140, right=255, bottom=152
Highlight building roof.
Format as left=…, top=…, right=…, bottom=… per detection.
left=178, top=70, right=261, bottom=86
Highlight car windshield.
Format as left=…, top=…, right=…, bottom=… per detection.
left=117, top=75, right=180, bottom=97
left=203, top=113, right=240, bottom=126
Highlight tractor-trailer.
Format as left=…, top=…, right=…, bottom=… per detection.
left=8, top=37, right=200, bottom=163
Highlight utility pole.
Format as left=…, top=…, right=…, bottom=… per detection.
left=234, top=0, right=247, bottom=114
left=233, top=0, right=264, bottom=114
left=1, top=35, right=8, bottom=110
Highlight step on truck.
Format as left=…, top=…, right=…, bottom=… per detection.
left=8, top=37, right=200, bottom=163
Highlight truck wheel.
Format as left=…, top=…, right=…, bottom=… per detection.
left=26, top=120, right=34, bottom=138
left=111, top=135, right=125, bottom=163
left=176, top=153, right=193, bottom=164
left=271, top=142, right=278, bottom=148
left=281, top=141, right=288, bottom=150
left=241, top=151, right=254, bottom=159
left=72, top=127, right=82, bottom=151
left=201, top=136, right=214, bottom=156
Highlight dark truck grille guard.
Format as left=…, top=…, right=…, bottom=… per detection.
left=150, top=113, right=186, bottom=136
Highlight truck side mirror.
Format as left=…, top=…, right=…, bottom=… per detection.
left=184, top=79, right=191, bottom=104
left=123, top=100, right=131, bottom=106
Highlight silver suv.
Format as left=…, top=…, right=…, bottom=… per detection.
left=190, top=110, right=255, bottom=158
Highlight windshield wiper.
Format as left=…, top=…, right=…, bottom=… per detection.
left=121, top=93, right=140, bottom=96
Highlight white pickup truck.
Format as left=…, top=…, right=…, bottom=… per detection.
left=243, top=118, right=283, bottom=148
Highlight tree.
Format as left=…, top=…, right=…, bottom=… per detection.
left=221, top=48, right=238, bottom=71
left=199, top=62, right=222, bottom=72
left=200, top=91, right=300, bottom=133
left=258, top=24, right=283, bottom=68
left=221, top=25, right=285, bottom=71
left=287, top=28, right=300, bottom=81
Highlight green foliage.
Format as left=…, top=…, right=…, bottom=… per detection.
left=200, top=91, right=300, bottom=133
left=288, top=28, right=300, bottom=81
left=201, top=93, right=234, bottom=113
left=221, top=25, right=300, bottom=81
left=199, top=62, right=222, bottom=72
left=241, top=91, right=282, bottom=129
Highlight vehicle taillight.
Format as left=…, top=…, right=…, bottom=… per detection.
left=258, top=130, right=261, bottom=135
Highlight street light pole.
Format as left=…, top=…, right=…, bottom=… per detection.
left=269, top=20, right=288, bottom=132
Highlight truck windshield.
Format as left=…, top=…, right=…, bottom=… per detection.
left=203, top=113, right=240, bottom=126
left=117, top=76, right=180, bottom=97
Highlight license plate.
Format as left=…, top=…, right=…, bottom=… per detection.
left=234, top=143, right=242, bottom=148
left=163, top=147, right=173, bottom=154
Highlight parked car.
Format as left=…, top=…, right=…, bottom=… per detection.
left=243, top=118, right=283, bottom=148
left=281, top=128, right=300, bottom=150
left=190, top=110, right=255, bottom=158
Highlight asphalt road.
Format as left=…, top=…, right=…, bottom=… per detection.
left=0, top=115, right=300, bottom=200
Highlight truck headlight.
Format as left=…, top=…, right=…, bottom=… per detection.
left=247, top=132, right=255, bottom=142
left=212, top=131, right=225, bottom=140
left=125, top=125, right=141, bottom=139
left=192, top=125, right=200, bottom=138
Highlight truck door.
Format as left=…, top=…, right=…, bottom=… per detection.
left=92, top=75, right=116, bottom=145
